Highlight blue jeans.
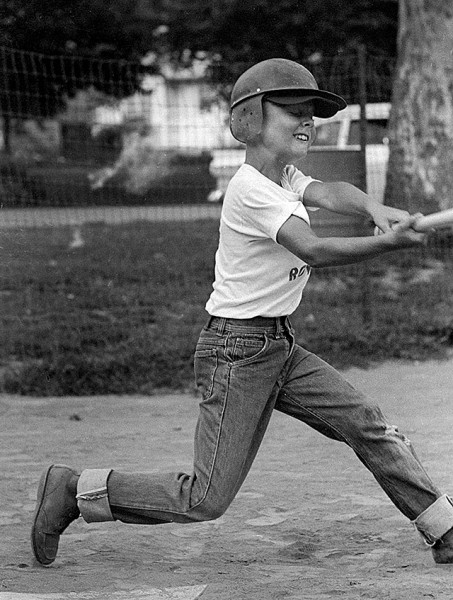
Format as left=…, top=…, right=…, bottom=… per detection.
left=78, top=316, right=443, bottom=528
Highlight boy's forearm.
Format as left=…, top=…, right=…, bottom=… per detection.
left=305, top=234, right=399, bottom=268
left=308, top=181, right=412, bottom=234
left=319, top=182, right=377, bottom=217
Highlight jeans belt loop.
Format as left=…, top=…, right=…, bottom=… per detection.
left=217, top=317, right=226, bottom=335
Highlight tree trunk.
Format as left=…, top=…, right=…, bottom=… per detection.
left=385, top=0, right=453, bottom=213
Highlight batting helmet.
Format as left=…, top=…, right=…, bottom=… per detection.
left=230, top=58, right=347, bottom=143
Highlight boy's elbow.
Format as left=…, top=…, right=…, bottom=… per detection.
left=293, top=244, right=326, bottom=268
left=277, top=220, right=329, bottom=267
left=303, top=255, right=329, bottom=268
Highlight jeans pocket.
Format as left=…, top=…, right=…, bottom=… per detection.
left=194, top=348, right=218, bottom=400
left=225, top=333, right=269, bottom=366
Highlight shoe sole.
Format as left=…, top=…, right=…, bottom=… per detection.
left=31, top=464, right=65, bottom=565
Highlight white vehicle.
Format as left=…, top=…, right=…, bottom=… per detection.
left=208, top=103, right=391, bottom=203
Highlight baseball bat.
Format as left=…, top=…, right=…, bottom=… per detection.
left=374, top=208, right=453, bottom=235
left=411, top=208, right=453, bottom=232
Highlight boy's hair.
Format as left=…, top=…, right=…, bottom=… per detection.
left=230, top=58, right=347, bottom=143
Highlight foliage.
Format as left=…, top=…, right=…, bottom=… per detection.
left=1, top=220, right=452, bottom=396
left=0, top=0, right=156, bottom=58
left=0, top=0, right=399, bottom=119
left=1, top=0, right=398, bottom=62
left=0, top=46, right=151, bottom=124
left=0, top=1, right=155, bottom=130
left=151, top=0, right=398, bottom=86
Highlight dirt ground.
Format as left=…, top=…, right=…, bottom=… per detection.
left=1, top=357, right=453, bottom=600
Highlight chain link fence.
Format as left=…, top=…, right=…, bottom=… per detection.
left=1, top=46, right=452, bottom=395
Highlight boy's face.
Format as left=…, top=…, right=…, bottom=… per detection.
left=258, top=99, right=315, bottom=164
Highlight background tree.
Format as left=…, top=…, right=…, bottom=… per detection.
left=385, top=0, right=453, bottom=213
left=146, top=0, right=397, bottom=60
left=145, top=0, right=398, bottom=88
left=0, top=0, right=157, bottom=58
left=0, top=0, right=399, bottom=61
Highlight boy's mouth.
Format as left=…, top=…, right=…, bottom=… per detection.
left=294, top=133, right=310, bottom=142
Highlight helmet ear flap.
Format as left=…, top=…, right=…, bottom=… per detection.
left=230, top=96, right=263, bottom=143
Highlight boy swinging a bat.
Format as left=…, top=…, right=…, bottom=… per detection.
left=32, top=58, right=453, bottom=566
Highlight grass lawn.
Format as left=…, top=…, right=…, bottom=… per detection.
left=1, top=219, right=453, bottom=395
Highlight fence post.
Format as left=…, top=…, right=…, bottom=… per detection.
left=358, top=45, right=368, bottom=194
left=358, top=44, right=372, bottom=327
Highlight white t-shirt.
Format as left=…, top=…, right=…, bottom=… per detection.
left=205, top=163, right=317, bottom=318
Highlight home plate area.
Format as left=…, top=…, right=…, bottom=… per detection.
left=0, top=585, right=207, bottom=600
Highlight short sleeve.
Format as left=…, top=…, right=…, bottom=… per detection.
left=282, top=165, right=321, bottom=211
left=222, top=164, right=313, bottom=243
left=238, top=183, right=310, bottom=242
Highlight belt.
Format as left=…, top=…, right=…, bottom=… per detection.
left=207, top=315, right=289, bottom=331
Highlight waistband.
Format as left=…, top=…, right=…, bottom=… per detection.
left=207, top=315, right=290, bottom=334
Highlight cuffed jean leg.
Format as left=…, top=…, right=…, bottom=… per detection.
left=413, top=494, right=453, bottom=545
left=76, top=469, right=115, bottom=522
left=276, top=345, right=442, bottom=522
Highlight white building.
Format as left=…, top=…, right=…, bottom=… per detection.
left=91, top=67, right=231, bottom=153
